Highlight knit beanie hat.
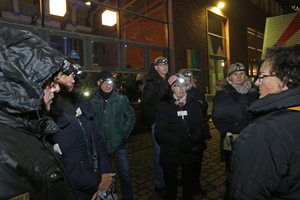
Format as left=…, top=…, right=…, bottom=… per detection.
left=228, top=63, right=245, bottom=75
left=98, top=70, right=113, bottom=80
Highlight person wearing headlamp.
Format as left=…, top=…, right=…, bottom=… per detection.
left=48, top=62, right=114, bottom=200
left=154, top=74, right=206, bottom=200
left=90, top=70, right=136, bottom=200
left=178, top=69, right=211, bottom=196
left=212, top=63, right=258, bottom=172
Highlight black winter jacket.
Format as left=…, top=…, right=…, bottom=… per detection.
left=0, top=27, right=76, bottom=199
left=226, top=88, right=300, bottom=199
left=49, top=92, right=112, bottom=200
left=141, top=65, right=170, bottom=125
left=155, top=93, right=206, bottom=165
left=212, top=79, right=259, bottom=138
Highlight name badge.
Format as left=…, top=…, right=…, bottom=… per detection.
left=177, top=110, right=188, bottom=117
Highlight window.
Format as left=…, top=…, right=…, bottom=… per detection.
left=207, top=11, right=228, bottom=95
left=247, top=29, right=263, bottom=78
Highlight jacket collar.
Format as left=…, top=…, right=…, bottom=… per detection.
left=248, top=87, right=300, bottom=116
left=0, top=110, right=59, bottom=139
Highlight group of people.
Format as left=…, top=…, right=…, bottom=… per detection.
left=141, top=57, right=211, bottom=200
left=2, top=26, right=300, bottom=200
left=0, top=27, right=135, bottom=200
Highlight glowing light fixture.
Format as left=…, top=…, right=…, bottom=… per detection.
left=85, top=2, right=91, bottom=6
left=49, top=0, right=66, bottom=17
left=102, top=10, right=117, bottom=26
left=218, top=2, right=225, bottom=9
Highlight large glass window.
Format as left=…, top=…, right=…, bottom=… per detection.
left=92, top=41, right=118, bottom=68
left=50, top=35, right=84, bottom=67
left=207, top=11, right=228, bottom=95
left=124, top=45, right=144, bottom=69
left=120, top=11, right=167, bottom=46
left=247, top=29, right=263, bottom=78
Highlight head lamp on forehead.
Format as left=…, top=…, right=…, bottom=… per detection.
left=182, top=72, right=191, bottom=77
left=229, top=63, right=245, bottom=75
left=171, top=75, right=186, bottom=87
left=101, top=77, right=114, bottom=85
left=156, top=59, right=168, bottom=65
left=61, top=60, right=82, bottom=76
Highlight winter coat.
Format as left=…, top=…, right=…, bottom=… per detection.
left=226, top=87, right=300, bottom=199
left=49, top=92, right=112, bottom=200
left=141, top=65, right=170, bottom=125
left=212, top=79, right=259, bottom=138
left=0, top=27, right=76, bottom=199
left=155, top=93, right=206, bottom=165
left=188, top=86, right=208, bottom=115
left=90, top=87, right=136, bottom=155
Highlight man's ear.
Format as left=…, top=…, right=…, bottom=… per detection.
left=97, top=79, right=103, bottom=86
left=154, top=65, right=158, bottom=71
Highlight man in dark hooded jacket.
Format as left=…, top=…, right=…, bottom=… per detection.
left=0, top=27, right=77, bottom=199
left=140, top=56, right=170, bottom=198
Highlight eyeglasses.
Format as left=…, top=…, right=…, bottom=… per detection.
left=257, top=73, right=276, bottom=82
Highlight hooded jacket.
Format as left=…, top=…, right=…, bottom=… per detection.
left=0, top=27, right=76, bottom=199
left=140, top=65, right=170, bottom=125
left=226, top=87, right=300, bottom=199
left=90, top=87, right=136, bottom=155
left=212, top=78, right=259, bottom=138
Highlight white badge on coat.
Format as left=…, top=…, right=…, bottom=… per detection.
left=177, top=110, right=188, bottom=117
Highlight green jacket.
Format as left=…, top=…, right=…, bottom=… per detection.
left=90, top=88, right=136, bottom=154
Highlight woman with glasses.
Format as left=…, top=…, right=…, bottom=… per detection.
left=212, top=63, right=259, bottom=172
left=155, top=74, right=206, bottom=200
left=178, top=69, right=211, bottom=196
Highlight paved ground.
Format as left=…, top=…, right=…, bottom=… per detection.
left=111, top=121, right=227, bottom=200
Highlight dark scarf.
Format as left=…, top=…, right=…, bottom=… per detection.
left=99, top=87, right=113, bottom=100
left=52, top=91, right=78, bottom=116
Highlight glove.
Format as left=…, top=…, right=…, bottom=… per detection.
left=178, top=137, right=196, bottom=153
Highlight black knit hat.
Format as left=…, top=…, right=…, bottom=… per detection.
left=98, top=70, right=113, bottom=80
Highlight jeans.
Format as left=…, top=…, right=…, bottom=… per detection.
left=152, top=123, right=165, bottom=188
left=112, top=149, right=133, bottom=200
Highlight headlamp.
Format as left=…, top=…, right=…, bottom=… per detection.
left=101, top=78, right=114, bottom=85
left=156, top=59, right=168, bottom=65
left=171, top=75, right=187, bottom=87
left=182, top=72, right=191, bottom=77
left=61, top=60, right=82, bottom=76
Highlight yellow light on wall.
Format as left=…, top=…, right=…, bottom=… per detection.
left=49, top=0, right=67, bottom=17
left=102, top=10, right=117, bottom=27
left=218, top=2, right=225, bottom=9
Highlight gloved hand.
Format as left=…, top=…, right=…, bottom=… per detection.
left=178, top=137, right=196, bottom=153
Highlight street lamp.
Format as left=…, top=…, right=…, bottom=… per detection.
left=102, top=10, right=117, bottom=26
left=218, top=2, right=225, bottom=9
left=49, top=0, right=67, bottom=17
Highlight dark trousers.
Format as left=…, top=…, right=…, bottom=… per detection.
left=161, top=161, right=197, bottom=200
left=194, top=152, right=203, bottom=187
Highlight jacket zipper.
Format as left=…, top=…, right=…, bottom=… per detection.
left=75, top=116, right=93, bottom=165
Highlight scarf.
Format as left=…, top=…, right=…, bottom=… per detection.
left=226, top=77, right=252, bottom=94
left=174, top=93, right=187, bottom=110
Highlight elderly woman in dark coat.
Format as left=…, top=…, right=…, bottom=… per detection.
left=212, top=63, right=259, bottom=171
left=155, top=74, right=207, bottom=200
